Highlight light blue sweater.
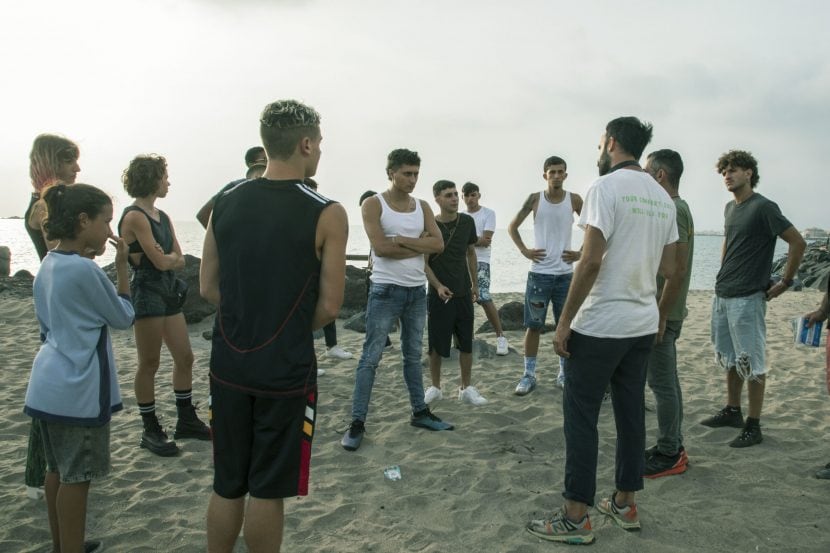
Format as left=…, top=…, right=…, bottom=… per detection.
left=24, top=251, right=135, bottom=426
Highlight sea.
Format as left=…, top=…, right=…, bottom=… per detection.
left=1, top=219, right=788, bottom=293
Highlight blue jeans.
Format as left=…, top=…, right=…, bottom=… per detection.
left=646, top=320, right=684, bottom=455
left=524, top=272, right=572, bottom=371
left=351, top=283, right=428, bottom=422
left=562, top=331, right=654, bottom=506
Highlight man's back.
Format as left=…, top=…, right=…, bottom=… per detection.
left=210, top=178, right=333, bottom=394
left=573, top=170, right=677, bottom=338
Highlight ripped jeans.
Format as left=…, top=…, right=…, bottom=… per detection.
left=710, top=292, right=767, bottom=379
left=523, top=271, right=572, bottom=371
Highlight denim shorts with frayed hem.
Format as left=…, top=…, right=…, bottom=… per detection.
left=39, top=419, right=110, bottom=484
left=711, top=292, right=767, bottom=379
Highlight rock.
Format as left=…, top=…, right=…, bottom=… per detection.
left=772, top=241, right=830, bottom=291
left=0, top=246, right=10, bottom=277
left=341, top=265, right=369, bottom=318
left=476, top=300, right=554, bottom=334
left=0, top=270, right=35, bottom=298
left=343, top=311, right=367, bottom=333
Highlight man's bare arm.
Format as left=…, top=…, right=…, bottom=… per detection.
left=196, top=197, right=215, bottom=229
left=475, top=230, right=494, bottom=248
left=395, top=201, right=444, bottom=254
left=199, top=216, right=220, bottom=305
left=312, top=203, right=349, bottom=330
left=508, top=193, right=544, bottom=261
left=362, top=196, right=420, bottom=259
left=766, top=225, right=806, bottom=300
left=466, top=244, right=479, bottom=301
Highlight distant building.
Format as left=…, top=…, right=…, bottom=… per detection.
left=802, top=227, right=829, bottom=242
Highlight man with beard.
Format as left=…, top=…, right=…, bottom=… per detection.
left=508, top=156, right=583, bottom=395
left=527, top=117, right=678, bottom=544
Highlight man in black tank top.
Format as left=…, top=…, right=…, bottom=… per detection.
left=201, top=100, right=347, bottom=552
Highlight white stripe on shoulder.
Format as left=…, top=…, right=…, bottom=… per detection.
left=220, top=179, right=251, bottom=197
left=296, top=182, right=330, bottom=204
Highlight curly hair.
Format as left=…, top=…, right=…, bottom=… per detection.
left=259, top=100, right=321, bottom=160
left=42, top=183, right=111, bottom=241
left=122, top=155, right=167, bottom=198
left=29, top=134, right=79, bottom=192
left=716, top=150, right=759, bottom=188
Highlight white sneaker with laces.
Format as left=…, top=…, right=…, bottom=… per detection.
left=424, top=385, right=443, bottom=404
left=496, top=336, right=509, bottom=356
left=326, top=346, right=353, bottom=360
left=459, top=386, right=488, bottom=405
left=317, top=368, right=326, bottom=376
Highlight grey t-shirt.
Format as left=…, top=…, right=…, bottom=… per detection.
left=715, top=193, right=792, bottom=298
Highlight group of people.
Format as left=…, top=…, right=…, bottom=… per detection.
left=19, top=100, right=827, bottom=552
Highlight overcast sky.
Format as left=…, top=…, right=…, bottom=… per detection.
left=1, top=0, right=828, bottom=234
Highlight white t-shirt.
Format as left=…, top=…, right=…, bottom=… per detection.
left=571, top=170, right=678, bottom=338
left=467, top=206, right=496, bottom=264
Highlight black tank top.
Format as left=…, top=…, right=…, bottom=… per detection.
left=209, top=178, right=334, bottom=396
left=117, top=206, right=175, bottom=271
left=24, top=193, right=48, bottom=261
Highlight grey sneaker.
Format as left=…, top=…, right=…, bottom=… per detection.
left=410, top=408, right=454, bottom=431
left=341, top=420, right=365, bottom=451
left=526, top=508, right=595, bottom=544
left=514, top=374, right=537, bottom=396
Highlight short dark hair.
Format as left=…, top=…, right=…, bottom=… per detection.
left=433, top=179, right=456, bottom=197
left=461, top=181, right=479, bottom=195
left=304, top=177, right=318, bottom=190
left=244, top=146, right=265, bottom=166
left=359, top=190, right=376, bottom=206
left=646, top=149, right=684, bottom=188
left=259, top=100, right=321, bottom=161
left=43, top=183, right=111, bottom=241
left=716, top=150, right=760, bottom=188
left=605, top=116, right=653, bottom=160
left=386, top=148, right=420, bottom=174
left=122, top=154, right=167, bottom=198
left=543, top=156, right=567, bottom=171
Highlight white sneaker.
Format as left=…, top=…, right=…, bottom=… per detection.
left=459, top=386, right=488, bottom=406
left=496, top=336, right=509, bottom=356
left=424, top=385, right=443, bottom=404
left=317, top=368, right=326, bottom=376
left=326, top=346, right=353, bottom=360
left=26, top=486, right=44, bottom=500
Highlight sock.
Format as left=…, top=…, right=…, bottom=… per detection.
left=745, top=416, right=760, bottom=428
left=725, top=405, right=741, bottom=413
left=174, top=389, right=193, bottom=415
left=523, top=356, right=537, bottom=377
left=138, top=402, right=157, bottom=429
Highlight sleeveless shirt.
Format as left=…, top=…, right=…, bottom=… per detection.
left=531, top=190, right=575, bottom=275
left=209, top=178, right=334, bottom=396
left=370, top=194, right=427, bottom=287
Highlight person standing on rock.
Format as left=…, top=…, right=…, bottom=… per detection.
left=701, top=150, right=805, bottom=447
left=424, top=180, right=487, bottom=407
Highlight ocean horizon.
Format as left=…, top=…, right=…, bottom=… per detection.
left=2, top=219, right=787, bottom=293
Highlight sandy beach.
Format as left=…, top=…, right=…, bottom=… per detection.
left=1, top=289, right=829, bottom=552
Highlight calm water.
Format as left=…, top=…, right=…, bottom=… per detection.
left=1, top=219, right=787, bottom=292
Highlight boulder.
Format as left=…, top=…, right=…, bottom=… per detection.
left=0, top=270, right=35, bottom=298
left=476, top=300, right=554, bottom=334
left=772, top=241, right=830, bottom=291
left=341, top=265, right=369, bottom=318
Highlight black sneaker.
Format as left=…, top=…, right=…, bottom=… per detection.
left=174, top=405, right=211, bottom=440
left=644, top=450, right=687, bottom=478
left=341, top=420, right=365, bottom=451
left=701, top=406, right=744, bottom=428
left=729, top=425, right=762, bottom=448
left=84, top=540, right=103, bottom=553
left=140, top=421, right=179, bottom=457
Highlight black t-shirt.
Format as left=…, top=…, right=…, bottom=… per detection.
left=209, top=178, right=334, bottom=396
left=428, top=213, right=477, bottom=297
left=715, top=193, right=792, bottom=298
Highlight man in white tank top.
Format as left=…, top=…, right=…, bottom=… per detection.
left=507, top=156, right=583, bottom=396
left=341, top=149, right=454, bottom=452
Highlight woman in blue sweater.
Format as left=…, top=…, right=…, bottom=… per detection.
left=25, top=183, right=134, bottom=553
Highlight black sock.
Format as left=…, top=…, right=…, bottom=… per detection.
left=138, top=402, right=157, bottom=429
left=174, top=389, right=193, bottom=411
left=746, top=417, right=760, bottom=428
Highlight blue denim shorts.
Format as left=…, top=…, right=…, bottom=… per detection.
left=711, top=292, right=767, bottom=378
left=476, top=262, right=493, bottom=303
left=523, top=272, right=572, bottom=329
left=39, top=419, right=111, bottom=483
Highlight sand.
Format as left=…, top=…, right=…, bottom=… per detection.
left=1, top=290, right=829, bottom=552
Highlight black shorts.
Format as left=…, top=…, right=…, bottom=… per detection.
left=209, top=378, right=316, bottom=499
left=427, top=292, right=474, bottom=357
left=131, top=272, right=183, bottom=319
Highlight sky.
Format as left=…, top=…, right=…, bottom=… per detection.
left=1, top=0, right=828, bottom=234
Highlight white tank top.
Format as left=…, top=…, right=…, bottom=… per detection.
left=531, top=190, right=574, bottom=275
left=370, top=194, right=427, bottom=287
